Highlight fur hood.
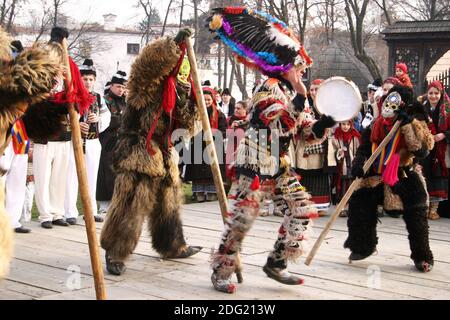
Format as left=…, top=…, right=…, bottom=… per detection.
left=0, top=44, right=62, bottom=113
left=126, top=37, right=181, bottom=111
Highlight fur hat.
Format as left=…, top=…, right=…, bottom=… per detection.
left=208, top=7, right=312, bottom=77
left=79, top=58, right=96, bottom=77
left=10, top=40, right=23, bottom=54
left=111, top=70, right=127, bottom=86
left=49, top=26, right=69, bottom=44
left=395, top=62, right=408, bottom=74
left=368, top=78, right=382, bottom=91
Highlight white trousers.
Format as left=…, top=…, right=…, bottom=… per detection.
left=65, top=139, right=101, bottom=219
left=33, top=141, right=70, bottom=222
left=22, top=181, right=34, bottom=222
left=0, top=142, right=28, bottom=228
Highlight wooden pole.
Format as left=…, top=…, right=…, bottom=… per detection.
left=186, top=36, right=229, bottom=223
left=305, top=120, right=402, bottom=266
left=61, top=39, right=107, bottom=300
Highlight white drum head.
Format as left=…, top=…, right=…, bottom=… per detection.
left=315, top=76, right=362, bottom=122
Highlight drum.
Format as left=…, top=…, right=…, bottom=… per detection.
left=315, top=76, right=362, bottom=122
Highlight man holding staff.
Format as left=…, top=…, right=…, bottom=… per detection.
left=344, top=85, right=435, bottom=272
left=100, top=29, right=202, bottom=276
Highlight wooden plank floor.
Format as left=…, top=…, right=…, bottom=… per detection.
left=1, top=202, right=449, bottom=300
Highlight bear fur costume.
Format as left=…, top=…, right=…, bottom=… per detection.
left=0, top=28, right=64, bottom=278
left=344, top=85, right=436, bottom=272
left=100, top=31, right=202, bottom=276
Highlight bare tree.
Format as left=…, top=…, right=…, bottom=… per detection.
left=343, top=0, right=382, bottom=79
left=52, top=0, right=67, bottom=26
left=373, top=0, right=393, bottom=25
left=179, top=0, right=184, bottom=28
left=161, top=0, right=174, bottom=37
left=395, top=0, right=450, bottom=21
left=137, top=0, right=160, bottom=44
left=1, top=0, right=24, bottom=32
left=27, top=0, right=54, bottom=42
left=192, top=0, right=200, bottom=53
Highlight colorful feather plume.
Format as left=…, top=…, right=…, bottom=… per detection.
left=207, top=7, right=312, bottom=77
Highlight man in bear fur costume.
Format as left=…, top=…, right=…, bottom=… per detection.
left=0, top=28, right=65, bottom=278
left=345, top=85, right=435, bottom=272
left=100, top=30, right=202, bottom=276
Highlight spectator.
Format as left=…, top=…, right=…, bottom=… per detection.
left=185, top=87, right=227, bottom=202
left=97, top=71, right=127, bottom=214
left=65, top=59, right=111, bottom=224
left=220, top=88, right=235, bottom=117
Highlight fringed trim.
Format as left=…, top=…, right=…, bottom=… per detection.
left=234, top=138, right=278, bottom=176
left=210, top=251, right=237, bottom=280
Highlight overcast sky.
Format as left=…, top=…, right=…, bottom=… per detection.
left=20, top=0, right=199, bottom=29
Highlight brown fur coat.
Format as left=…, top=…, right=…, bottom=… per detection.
left=0, top=28, right=62, bottom=278
left=113, top=37, right=198, bottom=178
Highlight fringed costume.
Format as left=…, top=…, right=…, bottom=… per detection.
left=345, top=85, right=436, bottom=272
left=100, top=30, right=202, bottom=276
left=0, top=28, right=64, bottom=278
left=207, top=7, right=335, bottom=293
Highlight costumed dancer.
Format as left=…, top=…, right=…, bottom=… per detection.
left=331, top=120, right=361, bottom=217
left=33, top=27, right=95, bottom=229
left=100, top=29, right=202, bottom=276
left=345, top=85, right=436, bottom=272
left=96, top=70, right=127, bottom=215
left=0, top=27, right=65, bottom=278
left=65, top=59, right=111, bottom=224
left=207, top=7, right=335, bottom=293
left=185, top=87, right=227, bottom=203
left=420, top=80, right=450, bottom=220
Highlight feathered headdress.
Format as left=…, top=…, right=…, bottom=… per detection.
left=207, top=7, right=312, bottom=77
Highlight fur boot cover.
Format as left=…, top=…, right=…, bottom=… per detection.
left=392, top=168, right=433, bottom=264
left=344, top=183, right=384, bottom=256
left=101, top=34, right=199, bottom=260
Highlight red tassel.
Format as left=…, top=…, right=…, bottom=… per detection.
left=250, top=176, right=260, bottom=191
left=161, top=76, right=177, bottom=114
left=68, top=57, right=95, bottom=115
left=382, top=153, right=400, bottom=187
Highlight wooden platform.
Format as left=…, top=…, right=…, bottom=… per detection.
left=1, top=202, right=449, bottom=300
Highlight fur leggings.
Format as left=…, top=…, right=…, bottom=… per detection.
left=211, top=173, right=317, bottom=280
left=344, top=170, right=433, bottom=264
left=100, top=169, right=188, bottom=261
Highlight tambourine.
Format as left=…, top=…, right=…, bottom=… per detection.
left=315, top=76, right=362, bottom=122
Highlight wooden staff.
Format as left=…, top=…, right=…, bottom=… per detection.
left=305, top=120, right=402, bottom=266
left=61, top=39, right=107, bottom=300
left=186, top=36, right=243, bottom=283
left=185, top=36, right=229, bottom=223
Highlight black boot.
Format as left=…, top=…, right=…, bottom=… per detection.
left=105, top=253, right=126, bottom=276
left=348, top=250, right=376, bottom=262
left=168, top=246, right=202, bottom=259
left=262, top=264, right=304, bottom=285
